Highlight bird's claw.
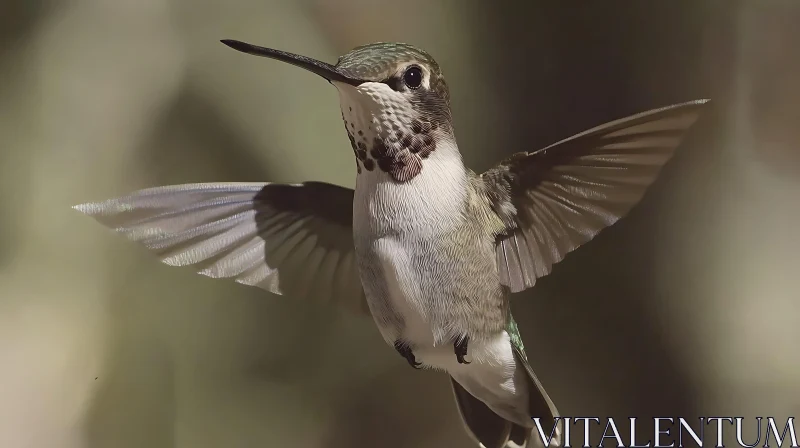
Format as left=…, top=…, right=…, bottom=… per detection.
left=394, top=341, right=422, bottom=369
left=454, top=336, right=470, bottom=364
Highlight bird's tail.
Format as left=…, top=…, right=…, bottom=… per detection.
left=450, top=346, right=562, bottom=448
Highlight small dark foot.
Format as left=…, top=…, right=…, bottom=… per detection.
left=394, top=341, right=422, bottom=369
left=454, top=336, right=470, bottom=364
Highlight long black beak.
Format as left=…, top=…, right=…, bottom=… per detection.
left=221, top=39, right=363, bottom=86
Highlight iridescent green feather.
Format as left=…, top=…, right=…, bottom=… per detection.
left=506, top=314, right=527, bottom=361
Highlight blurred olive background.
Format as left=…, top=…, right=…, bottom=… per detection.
left=1, top=0, right=799, bottom=447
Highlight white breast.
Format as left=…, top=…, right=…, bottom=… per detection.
left=353, top=145, right=468, bottom=236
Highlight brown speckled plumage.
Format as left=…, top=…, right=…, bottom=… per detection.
left=362, top=117, right=438, bottom=182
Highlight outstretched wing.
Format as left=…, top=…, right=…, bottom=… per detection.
left=74, top=182, right=368, bottom=314
left=482, top=99, right=709, bottom=293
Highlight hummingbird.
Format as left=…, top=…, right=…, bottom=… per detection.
left=74, top=39, right=708, bottom=448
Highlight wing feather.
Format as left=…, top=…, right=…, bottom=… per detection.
left=483, top=100, right=709, bottom=293
left=75, top=181, right=368, bottom=314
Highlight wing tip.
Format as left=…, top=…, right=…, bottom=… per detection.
left=72, top=202, right=94, bottom=215
left=72, top=199, right=131, bottom=217
left=655, top=98, right=711, bottom=116
left=681, top=98, right=711, bottom=112
left=198, top=265, right=239, bottom=280
left=669, top=98, right=711, bottom=118
left=72, top=201, right=114, bottom=218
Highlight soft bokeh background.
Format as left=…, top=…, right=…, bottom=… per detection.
left=1, top=1, right=798, bottom=447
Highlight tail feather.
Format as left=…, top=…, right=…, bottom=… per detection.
left=512, top=344, right=562, bottom=448
left=451, top=378, right=512, bottom=447
left=450, top=348, right=562, bottom=448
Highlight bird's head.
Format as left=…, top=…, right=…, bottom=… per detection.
left=222, top=39, right=456, bottom=181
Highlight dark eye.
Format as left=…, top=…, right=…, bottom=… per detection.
left=403, top=66, right=423, bottom=89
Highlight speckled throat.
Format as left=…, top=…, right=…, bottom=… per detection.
left=342, top=113, right=443, bottom=182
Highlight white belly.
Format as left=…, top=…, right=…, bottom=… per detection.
left=367, top=237, right=515, bottom=371
left=371, top=236, right=438, bottom=347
